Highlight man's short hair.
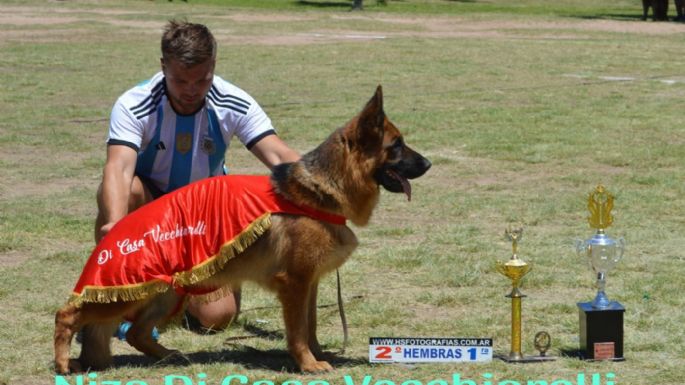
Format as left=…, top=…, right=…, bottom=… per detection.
left=161, top=20, right=217, bottom=66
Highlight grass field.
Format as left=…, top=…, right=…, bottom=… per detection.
left=1, top=1, right=685, bottom=384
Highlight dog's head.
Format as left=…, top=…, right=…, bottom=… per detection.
left=274, top=86, right=430, bottom=226
left=344, top=86, right=431, bottom=201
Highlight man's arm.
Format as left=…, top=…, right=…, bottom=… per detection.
left=249, top=135, right=301, bottom=169
left=95, top=144, right=139, bottom=240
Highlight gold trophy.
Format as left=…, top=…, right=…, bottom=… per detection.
left=496, top=227, right=555, bottom=362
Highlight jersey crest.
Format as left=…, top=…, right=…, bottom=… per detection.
left=176, top=133, right=193, bottom=154
left=201, top=136, right=216, bottom=155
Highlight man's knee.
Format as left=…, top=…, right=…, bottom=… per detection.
left=187, top=291, right=241, bottom=330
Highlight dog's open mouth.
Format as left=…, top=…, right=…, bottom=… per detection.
left=387, top=169, right=412, bottom=201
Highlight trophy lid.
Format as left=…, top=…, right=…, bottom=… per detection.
left=587, top=185, right=614, bottom=230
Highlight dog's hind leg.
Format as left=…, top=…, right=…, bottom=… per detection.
left=54, top=304, right=81, bottom=374
left=78, top=322, right=119, bottom=371
left=55, top=301, right=141, bottom=373
left=126, top=289, right=182, bottom=360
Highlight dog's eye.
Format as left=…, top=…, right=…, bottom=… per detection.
left=386, top=139, right=403, bottom=160
left=391, top=139, right=404, bottom=152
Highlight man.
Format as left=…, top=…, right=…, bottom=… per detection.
left=96, top=20, right=300, bottom=331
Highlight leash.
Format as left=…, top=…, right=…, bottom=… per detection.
left=336, top=268, right=349, bottom=353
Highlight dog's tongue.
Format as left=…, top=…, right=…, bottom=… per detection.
left=389, top=170, right=412, bottom=201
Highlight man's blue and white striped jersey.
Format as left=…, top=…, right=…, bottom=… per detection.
left=108, top=72, right=275, bottom=194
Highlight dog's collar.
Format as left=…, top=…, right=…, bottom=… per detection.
left=291, top=203, right=346, bottom=225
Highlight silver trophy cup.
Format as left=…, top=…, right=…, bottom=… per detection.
left=576, top=230, right=625, bottom=309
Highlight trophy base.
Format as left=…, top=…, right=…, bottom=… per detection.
left=496, top=353, right=556, bottom=363
left=578, top=301, right=625, bottom=361
left=583, top=357, right=626, bottom=362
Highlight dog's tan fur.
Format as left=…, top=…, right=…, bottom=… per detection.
left=54, top=86, right=430, bottom=374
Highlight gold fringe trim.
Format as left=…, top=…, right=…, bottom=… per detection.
left=67, top=213, right=272, bottom=308
left=68, top=280, right=170, bottom=308
left=192, top=285, right=233, bottom=304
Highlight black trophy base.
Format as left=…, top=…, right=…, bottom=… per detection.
left=578, top=301, right=625, bottom=361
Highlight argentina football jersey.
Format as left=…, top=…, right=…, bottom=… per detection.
left=108, top=72, right=275, bottom=194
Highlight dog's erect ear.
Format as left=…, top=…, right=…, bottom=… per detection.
left=360, top=85, right=384, bottom=129
left=349, top=85, right=385, bottom=150
left=367, top=85, right=383, bottom=111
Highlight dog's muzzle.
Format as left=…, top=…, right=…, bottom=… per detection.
left=375, top=154, right=431, bottom=201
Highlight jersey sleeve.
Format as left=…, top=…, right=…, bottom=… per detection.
left=108, top=97, right=144, bottom=152
left=233, top=98, right=276, bottom=150
left=209, top=77, right=277, bottom=150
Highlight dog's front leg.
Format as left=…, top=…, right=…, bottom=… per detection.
left=278, top=277, right=333, bottom=373
left=307, top=279, right=325, bottom=358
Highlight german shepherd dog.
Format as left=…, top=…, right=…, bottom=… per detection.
left=54, top=86, right=431, bottom=374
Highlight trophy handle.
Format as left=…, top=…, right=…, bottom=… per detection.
left=574, top=239, right=588, bottom=256
left=614, top=237, right=626, bottom=263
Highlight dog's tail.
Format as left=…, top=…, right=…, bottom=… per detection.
left=78, top=322, right=118, bottom=371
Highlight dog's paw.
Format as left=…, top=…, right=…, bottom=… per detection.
left=311, top=349, right=336, bottom=361
left=67, top=359, right=83, bottom=373
left=309, top=344, right=324, bottom=358
left=54, top=366, right=70, bottom=375
left=300, top=360, right=333, bottom=373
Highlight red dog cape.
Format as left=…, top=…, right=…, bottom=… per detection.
left=69, top=175, right=346, bottom=307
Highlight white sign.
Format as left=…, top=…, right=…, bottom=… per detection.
left=369, top=337, right=493, bottom=363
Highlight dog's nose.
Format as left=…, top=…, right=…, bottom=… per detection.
left=421, top=157, right=432, bottom=172
left=407, top=155, right=431, bottom=179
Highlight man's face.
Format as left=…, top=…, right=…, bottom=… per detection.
left=162, top=57, right=215, bottom=115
